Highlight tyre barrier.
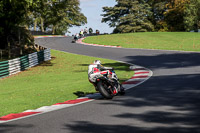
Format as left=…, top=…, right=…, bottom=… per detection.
left=0, top=48, right=51, bottom=79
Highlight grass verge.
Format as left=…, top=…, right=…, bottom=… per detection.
left=0, top=50, right=133, bottom=117
left=83, top=32, right=200, bottom=52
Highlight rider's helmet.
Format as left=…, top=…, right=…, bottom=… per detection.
left=93, top=60, right=101, bottom=65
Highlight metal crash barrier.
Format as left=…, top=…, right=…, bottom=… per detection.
left=0, top=48, right=51, bottom=79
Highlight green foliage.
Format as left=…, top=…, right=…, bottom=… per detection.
left=31, top=0, right=87, bottom=35
left=163, top=0, right=189, bottom=31
left=102, top=0, right=200, bottom=32
left=184, top=0, right=200, bottom=31
left=150, top=0, right=200, bottom=31
left=102, top=0, right=154, bottom=33
left=0, top=0, right=87, bottom=58
left=0, top=0, right=34, bottom=54
left=155, top=21, right=169, bottom=32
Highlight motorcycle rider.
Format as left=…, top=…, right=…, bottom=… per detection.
left=79, top=29, right=84, bottom=38
left=88, top=60, right=125, bottom=94
left=74, top=33, right=79, bottom=41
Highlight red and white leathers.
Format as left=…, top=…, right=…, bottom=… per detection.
left=88, top=60, right=125, bottom=94
left=88, top=60, right=114, bottom=83
left=88, top=64, right=108, bottom=83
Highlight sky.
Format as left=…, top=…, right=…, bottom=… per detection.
left=67, top=0, right=116, bottom=36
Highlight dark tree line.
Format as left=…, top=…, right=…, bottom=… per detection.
left=0, top=0, right=87, bottom=59
left=102, top=0, right=200, bottom=33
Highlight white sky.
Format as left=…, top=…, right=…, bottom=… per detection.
left=67, top=0, right=116, bottom=35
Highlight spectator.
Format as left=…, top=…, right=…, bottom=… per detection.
left=79, top=29, right=84, bottom=38
left=96, top=29, right=100, bottom=35
left=84, top=27, right=88, bottom=36
left=89, top=28, right=93, bottom=34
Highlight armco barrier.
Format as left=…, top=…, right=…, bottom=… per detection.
left=0, top=48, right=51, bottom=79
left=0, top=61, right=9, bottom=78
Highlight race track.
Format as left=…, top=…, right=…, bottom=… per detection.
left=1, top=36, right=200, bottom=133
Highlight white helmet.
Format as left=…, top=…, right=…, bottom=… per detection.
left=93, top=60, right=101, bottom=65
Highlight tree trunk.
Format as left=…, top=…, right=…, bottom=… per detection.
left=25, top=25, right=29, bottom=30
left=7, top=40, right=11, bottom=59
left=52, top=25, right=55, bottom=35
left=0, top=50, right=2, bottom=60
left=40, top=17, right=44, bottom=32
left=34, top=19, right=37, bottom=31
left=19, top=29, right=23, bottom=56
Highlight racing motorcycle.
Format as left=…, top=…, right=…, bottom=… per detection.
left=95, top=68, right=125, bottom=99
left=72, top=36, right=78, bottom=43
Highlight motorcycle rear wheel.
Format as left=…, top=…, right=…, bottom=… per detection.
left=97, top=80, right=113, bottom=99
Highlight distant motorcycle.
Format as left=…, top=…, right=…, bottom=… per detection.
left=72, top=36, right=78, bottom=43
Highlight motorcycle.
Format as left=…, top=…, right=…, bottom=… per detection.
left=72, top=36, right=78, bottom=43
left=95, top=68, right=125, bottom=99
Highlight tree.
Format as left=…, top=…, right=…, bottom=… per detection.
left=163, top=0, right=190, bottom=31
left=30, top=0, right=87, bottom=35
left=0, top=0, right=87, bottom=59
left=148, top=0, right=169, bottom=31
left=49, top=0, right=87, bottom=35
left=30, top=0, right=51, bottom=32
left=0, top=0, right=34, bottom=58
left=184, top=0, right=200, bottom=31
left=102, top=0, right=154, bottom=33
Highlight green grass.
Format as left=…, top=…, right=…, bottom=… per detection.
left=0, top=50, right=133, bottom=117
left=33, top=35, right=64, bottom=36
left=83, top=32, right=200, bottom=52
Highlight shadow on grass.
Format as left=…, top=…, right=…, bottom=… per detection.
left=73, top=91, right=97, bottom=98
left=38, top=56, right=56, bottom=67
left=78, top=62, right=131, bottom=72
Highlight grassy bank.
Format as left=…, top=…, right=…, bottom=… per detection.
left=0, top=50, right=133, bottom=117
left=83, top=32, right=200, bottom=52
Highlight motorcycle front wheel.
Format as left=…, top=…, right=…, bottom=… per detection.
left=97, top=80, right=113, bottom=99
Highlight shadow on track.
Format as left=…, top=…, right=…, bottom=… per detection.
left=125, top=52, right=200, bottom=70
left=64, top=52, right=200, bottom=133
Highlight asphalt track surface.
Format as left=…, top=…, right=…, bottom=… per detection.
left=1, top=36, right=200, bottom=133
